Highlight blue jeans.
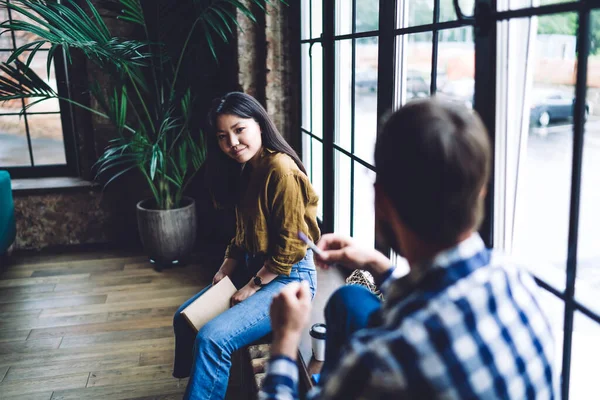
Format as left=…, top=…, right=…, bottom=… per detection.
left=172, top=250, right=317, bottom=400
left=319, top=285, right=382, bottom=384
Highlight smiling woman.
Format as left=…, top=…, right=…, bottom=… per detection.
left=171, top=92, right=321, bottom=400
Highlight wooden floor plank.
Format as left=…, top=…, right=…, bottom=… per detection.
left=0, top=312, right=109, bottom=332
left=2, top=392, right=54, bottom=400
left=53, top=276, right=155, bottom=292
left=39, top=296, right=193, bottom=318
left=139, top=350, right=174, bottom=367
left=106, top=286, right=201, bottom=303
left=0, top=289, right=106, bottom=305
left=0, top=366, right=8, bottom=382
left=0, top=337, right=175, bottom=368
left=0, top=269, right=35, bottom=279
left=30, top=262, right=125, bottom=277
left=87, top=364, right=173, bottom=388
left=50, top=378, right=187, bottom=400
left=28, top=316, right=173, bottom=340
left=0, top=284, right=56, bottom=301
left=0, top=274, right=91, bottom=288
left=8, top=253, right=146, bottom=269
left=0, top=372, right=89, bottom=397
left=60, top=327, right=173, bottom=349
left=0, top=294, right=107, bottom=312
left=107, top=306, right=178, bottom=322
left=0, top=337, right=62, bottom=354
left=3, top=353, right=141, bottom=383
left=0, top=328, right=30, bottom=343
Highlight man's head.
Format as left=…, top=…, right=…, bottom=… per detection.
left=374, top=99, right=491, bottom=257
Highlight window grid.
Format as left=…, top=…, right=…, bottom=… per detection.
left=300, top=0, right=600, bottom=397
left=1, top=3, right=77, bottom=178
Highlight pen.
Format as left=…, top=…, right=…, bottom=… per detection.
left=297, top=231, right=324, bottom=257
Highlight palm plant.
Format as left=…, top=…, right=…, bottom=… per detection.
left=0, top=0, right=281, bottom=209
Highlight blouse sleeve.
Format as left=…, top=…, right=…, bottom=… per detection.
left=265, top=172, right=313, bottom=275
left=224, top=233, right=245, bottom=262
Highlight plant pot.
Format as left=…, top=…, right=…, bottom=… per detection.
left=136, top=197, right=197, bottom=266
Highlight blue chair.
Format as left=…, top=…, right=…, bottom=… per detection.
left=0, top=170, right=16, bottom=256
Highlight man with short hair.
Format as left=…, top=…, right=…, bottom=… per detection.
left=260, top=99, right=557, bottom=399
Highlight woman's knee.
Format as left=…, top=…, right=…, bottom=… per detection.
left=194, top=320, right=229, bottom=351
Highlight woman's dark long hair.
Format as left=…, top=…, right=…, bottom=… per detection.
left=205, top=92, right=306, bottom=208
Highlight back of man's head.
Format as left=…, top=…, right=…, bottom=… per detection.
left=375, top=99, right=491, bottom=246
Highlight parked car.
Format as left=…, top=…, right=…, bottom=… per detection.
left=530, top=90, right=591, bottom=127
left=355, top=68, right=429, bottom=99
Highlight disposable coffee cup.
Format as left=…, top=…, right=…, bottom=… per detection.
left=310, top=323, right=327, bottom=361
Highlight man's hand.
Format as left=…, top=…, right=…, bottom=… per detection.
left=316, top=234, right=393, bottom=280
left=270, top=281, right=312, bottom=359
left=213, top=258, right=237, bottom=285
left=231, top=282, right=259, bottom=306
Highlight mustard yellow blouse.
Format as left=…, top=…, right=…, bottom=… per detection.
left=224, top=148, right=321, bottom=275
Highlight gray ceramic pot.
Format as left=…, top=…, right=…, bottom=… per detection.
left=136, top=197, right=196, bottom=266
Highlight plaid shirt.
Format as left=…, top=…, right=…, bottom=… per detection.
left=259, top=234, right=557, bottom=400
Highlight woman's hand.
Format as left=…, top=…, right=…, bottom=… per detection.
left=231, top=282, right=259, bottom=306
left=213, top=258, right=238, bottom=285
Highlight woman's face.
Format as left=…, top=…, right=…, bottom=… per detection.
left=215, top=113, right=263, bottom=164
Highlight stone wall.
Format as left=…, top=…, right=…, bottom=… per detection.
left=13, top=190, right=112, bottom=250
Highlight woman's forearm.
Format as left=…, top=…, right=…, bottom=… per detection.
left=251, top=266, right=278, bottom=287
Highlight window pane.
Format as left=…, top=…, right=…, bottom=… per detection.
left=401, top=0, right=433, bottom=27
left=312, top=43, right=323, bottom=138
left=0, top=52, right=26, bottom=114
left=312, top=138, right=324, bottom=219
left=301, top=43, right=312, bottom=131
left=436, top=27, right=474, bottom=107
left=335, top=151, right=351, bottom=236
left=301, top=0, right=310, bottom=40
left=0, top=9, right=12, bottom=49
left=311, top=0, right=323, bottom=39
left=505, top=0, right=573, bottom=12
left=354, top=37, right=378, bottom=164
left=335, top=0, right=352, bottom=36
left=352, top=162, right=375, bottom=246
left=577, top=11, right=600, bottom=311
left=355, top=0, right=378, bottom=33
left=0, top=116, right=31, bottom=166
left=335, top=39, right=352, bottom=152
left=28, top=113, right=65, bottom=166
left=396, top=32, right=432, bottom=107
left=9, top=7, right=51, bottom=49
left=440, top=0, right=475, bottom=22
left=570, top=311, right=600, bottom=400
left=21, top=51, right=60, bottom=113
left=302, top=133, right=312, bottom=180
left=536, top=288, right=564, bottom=379
left=511, top=13, right=577, bottom=278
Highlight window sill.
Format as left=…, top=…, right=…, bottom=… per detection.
left=12, top=177, right=99, bottom=196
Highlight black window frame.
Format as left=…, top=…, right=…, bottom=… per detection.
left=0, top=5, right=79, bottom=179
left=300, top=0, right=600, bottom=398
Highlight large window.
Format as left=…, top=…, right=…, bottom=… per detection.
left=0, top=6, right=76, bottom=178
left=300, top=0, right=600, bottom=398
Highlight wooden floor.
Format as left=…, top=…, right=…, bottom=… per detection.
left=0, top=249, right=217, bottom=400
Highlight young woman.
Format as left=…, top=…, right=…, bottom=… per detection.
left=172, top=92, right=320, bottom=400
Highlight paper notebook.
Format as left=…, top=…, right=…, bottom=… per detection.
left=181, top=276, right=237, bottom=332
